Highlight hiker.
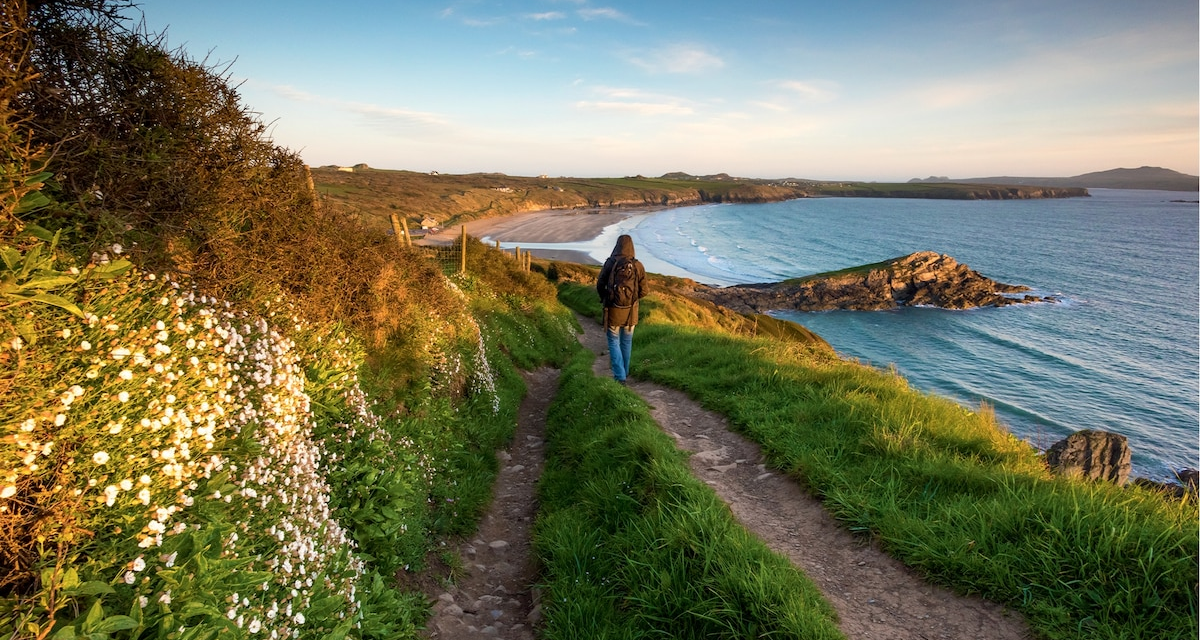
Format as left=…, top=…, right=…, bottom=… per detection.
left=596, top=234, right=647, bottom=384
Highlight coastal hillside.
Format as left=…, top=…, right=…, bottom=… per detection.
left=4, top=5, right=1195, bottom=640
left=910, top=166, right=1199, bottom=191
left=313, top=167, right=1087, bottom=234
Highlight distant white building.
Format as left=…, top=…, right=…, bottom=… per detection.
left=420, top=216, right=439, bottom=229
left=336, top=166, right=354, bottom=173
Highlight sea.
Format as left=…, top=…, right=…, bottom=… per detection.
left=578, top=188, right=1199, bottom=482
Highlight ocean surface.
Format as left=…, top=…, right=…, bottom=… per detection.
left=593, top=189, right=1198, bottom=482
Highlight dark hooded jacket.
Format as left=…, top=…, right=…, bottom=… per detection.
left=596, top=234, right=647, bottom=328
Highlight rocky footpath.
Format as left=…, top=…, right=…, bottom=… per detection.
left=693, top=251, right=1052, bottom=313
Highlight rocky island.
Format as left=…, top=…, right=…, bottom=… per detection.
left=693, top=251, right=1052, bottom=313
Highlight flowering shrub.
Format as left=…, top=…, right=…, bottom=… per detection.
left=0, top=242, right=445, bottom=638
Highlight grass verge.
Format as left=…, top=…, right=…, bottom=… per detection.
left=533, top=346, right=844, bottom=639
left=557, top=281, right=1198, bottom=640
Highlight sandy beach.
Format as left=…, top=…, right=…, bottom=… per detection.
left=418, top=208, right=655, bottom=265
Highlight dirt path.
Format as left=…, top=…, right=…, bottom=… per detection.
left=422, top=367, right=559, bottom=639
left=577, top=315, right=1032, bottom=640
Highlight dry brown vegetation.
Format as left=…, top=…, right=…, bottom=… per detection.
left=9, top=0, right=477, bottom=391
left=312, top=167, right=812, bottom=235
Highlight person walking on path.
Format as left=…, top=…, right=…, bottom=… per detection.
left=596, top=234, right=647, bottom=384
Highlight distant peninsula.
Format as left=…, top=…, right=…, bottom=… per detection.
left=909, top=166, right=1199, bottom=192
left=692, top=251, right=1051, bottom=312
left=312, top=167, right=1088, bottom=234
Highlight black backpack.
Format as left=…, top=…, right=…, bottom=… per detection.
left=606, top=257, right=638, bottom=308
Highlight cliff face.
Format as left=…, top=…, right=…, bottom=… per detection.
left=694, top=251, right=1051, bottom=313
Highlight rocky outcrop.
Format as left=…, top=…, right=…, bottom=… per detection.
left=693, top=251, right=1052, bottom=313
left=1045, top=430, right=1132, bottom=486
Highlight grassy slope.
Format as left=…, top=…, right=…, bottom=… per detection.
left=555, top=279, right=1198, bottom=640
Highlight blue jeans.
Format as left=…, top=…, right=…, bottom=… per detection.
left=606, top=325, right=634, bottom=381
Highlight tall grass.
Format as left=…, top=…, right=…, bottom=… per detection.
left=558, top=281, right=1198, bottom=640
left=534, top=347, right=844, bottom=639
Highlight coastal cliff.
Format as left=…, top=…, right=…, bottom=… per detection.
left=310, top=168, right=1090, bottom=234
left=692, top=251, right=1051, bottom=313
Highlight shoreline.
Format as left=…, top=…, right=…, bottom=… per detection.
left=418, top=206, right=673, bottom=265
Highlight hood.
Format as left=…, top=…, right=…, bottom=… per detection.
left=610, top=234, right=636, bottom=258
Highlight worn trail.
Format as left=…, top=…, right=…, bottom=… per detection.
left=577, top=314, right=1031, bottom=640
left=422, top=367, right=559, bottom=639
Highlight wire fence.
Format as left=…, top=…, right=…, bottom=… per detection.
left=393, top=214, right=531, bottom=276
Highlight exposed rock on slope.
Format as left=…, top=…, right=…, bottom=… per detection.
left=693, top=251, right=1051, bottom=313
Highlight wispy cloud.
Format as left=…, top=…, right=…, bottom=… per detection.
left=494, top=46, right=539, bottom=59
left=915, top=82, right=998, bottom=110
left=578, top=7, right=625, bottom=20
left=777, top=80, right=838, bottom=103
left=463, top=17, right=504, bottom=27
left=750, top=100, right=790, bottom=113
left=574, top=86, right=696, bottom=116
left=267, top=84, right=452, bottom=135
left=527, top=11, right=565, bottom=21
left=626, top=44, right=724, bottom=74
left=576, top=101, right=694, bottom=116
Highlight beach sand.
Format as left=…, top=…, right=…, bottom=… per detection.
left=418, top=208, right=649, bottom=265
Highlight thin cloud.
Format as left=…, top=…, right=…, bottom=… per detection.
left=495, top=46, right=540, bottom=59
left=576, top=101, right=695, bottom=116
left=777, top=80, right=837, bottom=103
left=578, top=7, right=642, bottom=24
left=346, top=103, right=451, bottom=131
left=527, top=11, right=565, bottom=20
left=269, top=84, right=319, bottom=103
left=268, top=84, right=452, bottom=135
left=627, top=45, right=724, bottom=74
left=463, top=17, right=504, bottom=27
left=750, top=100, right=790, bottom=113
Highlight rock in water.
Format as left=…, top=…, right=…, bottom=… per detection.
left=1045, top=430, right=1132, bottom=485
left=692, top=251, right=1051, bottom=313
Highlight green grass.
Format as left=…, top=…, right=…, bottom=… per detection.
left=557, top=281, right=1198, bottom=640
left=534, top=347, right=844, bottom=639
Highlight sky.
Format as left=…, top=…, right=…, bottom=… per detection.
left=133, top=0, right=1198, bottom=181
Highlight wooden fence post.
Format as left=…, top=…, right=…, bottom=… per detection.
left=400, top=216, right=412, bottom=247
left=389, top=214, right=405, bottom=250
left=460, top=225, right=467, bottom=274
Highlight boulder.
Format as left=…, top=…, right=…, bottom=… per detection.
left=1175, top=468, right=1198, bottom=492
left=1045, top=430, right=1132, bottom=485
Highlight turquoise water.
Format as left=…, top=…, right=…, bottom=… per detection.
left=616, top=189, right=1199, bottom=481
